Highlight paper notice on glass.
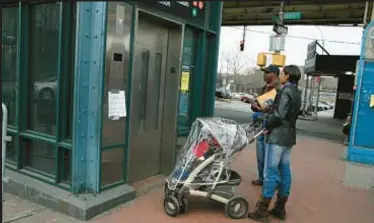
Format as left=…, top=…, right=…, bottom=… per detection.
left=108, top=90, right=126, bottom=120
left=181, top=72, right=190, bottom=92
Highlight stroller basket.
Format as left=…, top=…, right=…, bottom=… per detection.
left=220, top=169, right=241, bottom=186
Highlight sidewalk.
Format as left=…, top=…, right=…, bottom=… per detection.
left=4, top=135, right=374, bottom=223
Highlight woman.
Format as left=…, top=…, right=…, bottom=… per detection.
left=250, top=65, right=281, bottom=186
left=248, top=65, right=302, bottom=222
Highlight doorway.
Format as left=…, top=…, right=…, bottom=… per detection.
left=128, top=11, right=183, bottom=182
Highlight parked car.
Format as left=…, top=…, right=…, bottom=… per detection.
left=34, top=76, right=58, bottom=99
left=216, top=88, right=231, bottom=99
left=240, top=93, right=255, bottom=104
left=320, top=101, right=334, bottom=110
left=318, top=103, right=329, bottom=111
left=231, top=93, right=242, bottom=99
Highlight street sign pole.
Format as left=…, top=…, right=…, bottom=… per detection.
left=271, top=1, right=286, bottom=54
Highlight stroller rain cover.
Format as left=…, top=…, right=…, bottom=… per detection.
left=167, top=117, right=248, bottom=189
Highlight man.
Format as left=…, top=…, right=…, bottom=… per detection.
left=248, top=65, right=302, bottom=222
left=251, top=64, right=281, bottom=186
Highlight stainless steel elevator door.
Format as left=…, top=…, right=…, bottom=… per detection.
left=128, top=15, right=169, bottom=182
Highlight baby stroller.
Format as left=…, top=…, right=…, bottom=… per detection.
left=163, top=117, right=263, bottom=219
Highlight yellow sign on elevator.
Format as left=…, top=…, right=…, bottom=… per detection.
left=181, top=72, right=190, bottom=92
left=370, top=95, right=374, bottom=108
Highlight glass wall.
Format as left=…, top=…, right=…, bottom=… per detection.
left=177, top=27, right=198, bottom=132
left=2, top=2, right=76, bottom=188
left=100, top=2, right=133, bottom=188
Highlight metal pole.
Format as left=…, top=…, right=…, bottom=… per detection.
left=363, top=1, right=369, bottom=27
left=315, top=77, right=322, bottom=119
left=274, top=1, right=285, bottom=55
left=2, top=103, right=12, bottom=223
left=303, top=74, right=310, bottom=115
left=309, top=77, right=314, bottom=115
left=279, top=1, right=284, bottom=25
left=2, top=103, right=8, bottom=223
left=315, top=26, right=325, bottom=55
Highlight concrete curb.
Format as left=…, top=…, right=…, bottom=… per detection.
left=4, top=170, right=136, bottom=221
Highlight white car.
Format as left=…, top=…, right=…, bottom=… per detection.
left=34, top=76, right=58, bottom=99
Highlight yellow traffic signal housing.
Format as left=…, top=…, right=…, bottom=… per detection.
left=273, top=54, right=286, bottom=67
left=257, top=53, right=266, bottom=66
left=256, top=53, right=286, bottom=67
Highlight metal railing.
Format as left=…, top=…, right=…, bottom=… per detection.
left=2, top=103, right=11, bottom=181
left=2, top=103, right=12, bottom=223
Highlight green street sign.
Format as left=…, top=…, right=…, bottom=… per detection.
left=284, top=12, right=302, bottom=20
left=272, top=12, right=302, bottom=21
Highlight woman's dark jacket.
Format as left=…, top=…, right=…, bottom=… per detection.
left=265, top=84, right=302, bottom=147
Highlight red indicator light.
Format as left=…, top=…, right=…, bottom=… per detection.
left=198, top=1, right=204, bottom=9
left=192, top=1, right=198, bottom=7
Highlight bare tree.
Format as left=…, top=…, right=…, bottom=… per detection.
left=219, top=50, right=247, bottom=92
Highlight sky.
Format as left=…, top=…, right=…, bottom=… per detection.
left=219, top=25, right=364, bottom=69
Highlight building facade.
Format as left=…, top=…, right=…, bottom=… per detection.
left=2, top=1, right=222, bottom=219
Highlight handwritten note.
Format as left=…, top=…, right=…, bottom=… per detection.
left=108, top=90, right=126, bottom=120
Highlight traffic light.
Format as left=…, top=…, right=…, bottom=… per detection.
left=240, top=40, right=245, bottom=51
left=191, top=1, right=204, bottom=17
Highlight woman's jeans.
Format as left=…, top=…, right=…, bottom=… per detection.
left=262, top=144, right=293, bottom=199
left=256, top=137, right=266, bottom=181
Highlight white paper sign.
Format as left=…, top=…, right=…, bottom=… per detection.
left=108, top=90, right=126, bottom=119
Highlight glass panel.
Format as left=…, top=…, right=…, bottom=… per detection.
left=139, top=50, right=150, bottom=131
left=24, top=139, right=56, bottom=176
left=2, top=7, right=19, bottom=127
left=101, top=148, right=124, bottom=186
left=60, top=148, right=71, bottom=184
left=178, top=28, right=198, bottom=129
left=5, top=134, right=16, bottom=162
left=28, top=3, right=61, bottom=135
left=66, top=3, right=76, bottom=140
left=151, top=53, right=162, bottom=130
left=102, top=3, right=132, bottom=147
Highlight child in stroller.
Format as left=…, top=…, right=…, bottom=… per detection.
left=164, top=117, right=260, bottom=219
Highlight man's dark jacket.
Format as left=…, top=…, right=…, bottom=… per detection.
left=265, top=84, right=302, bottom=147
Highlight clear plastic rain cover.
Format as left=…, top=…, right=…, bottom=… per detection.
left=167, top=117, right=249, bottom=189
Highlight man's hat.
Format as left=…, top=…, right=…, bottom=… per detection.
left=261, top=64, right=280, bottom=75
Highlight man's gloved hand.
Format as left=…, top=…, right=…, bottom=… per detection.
left=252, top=112, right=264, bottom=121
left=265, top=118, right=281, bottom=131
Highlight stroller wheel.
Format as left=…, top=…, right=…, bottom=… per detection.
left=164, top=196, right=180, bottom=217
left=225, top=196, right=248, bottom=219
left=179, top=197, right=188, bottom=214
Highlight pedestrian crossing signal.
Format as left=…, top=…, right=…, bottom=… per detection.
left=240, top=40, right=245, bottom=51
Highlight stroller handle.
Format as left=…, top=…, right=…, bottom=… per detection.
left=248, top=129, right=265, bottom=144
left=240, top=123, right=266, bottom=144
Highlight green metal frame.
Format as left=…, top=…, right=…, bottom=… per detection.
left=3, top=1, right=76, bottom=191
left=3, top=1, right=223, bottom=193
